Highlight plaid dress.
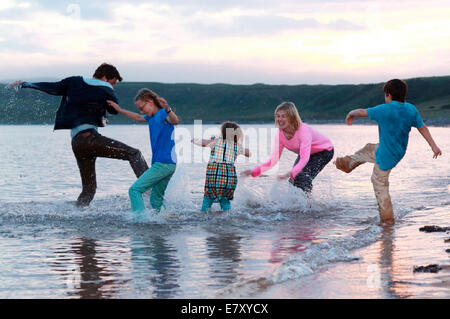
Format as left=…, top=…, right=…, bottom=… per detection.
left=204, top=139, right=244, bottom=201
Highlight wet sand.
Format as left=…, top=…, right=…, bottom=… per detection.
left=257, top=205, right=450, bottom=298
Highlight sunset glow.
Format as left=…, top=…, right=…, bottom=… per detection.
left=0, top=0, right=449, bottom=84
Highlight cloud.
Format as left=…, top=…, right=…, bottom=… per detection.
left=156, top=46, right=180, bottom=57
left=188, top=14, right=364, bottom=37
left=126, top=0, right=370, bottom=13
left=116, top=0, right=285, bottom=13
left=0, top=0, right=24, bottom=11
left=326, top=19, right=364, bottom=31
left=11, top=0, right=114, bottom=21
left=0, top=0, right=448, bottom=84
left=0, top=38, right=51, bottom=54
left=0, top=7, right=29, bottom=20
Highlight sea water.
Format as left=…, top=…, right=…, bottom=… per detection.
left=0, top=124, right=448, bottom=298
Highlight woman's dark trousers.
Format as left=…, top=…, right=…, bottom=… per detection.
left=291, top=149, right=334, bottom=193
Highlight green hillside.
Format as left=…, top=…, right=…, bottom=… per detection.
left=1, top=76, right=449, bottom=124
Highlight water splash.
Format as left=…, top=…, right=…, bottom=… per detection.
left=165, top=163, right=196, bottom=213
left=216, top=224, right=382, bottom=298
left=0, top=171, right=338, bottom=227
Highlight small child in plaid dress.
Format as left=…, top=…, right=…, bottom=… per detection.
left=192, top=121, right=251, bottom=212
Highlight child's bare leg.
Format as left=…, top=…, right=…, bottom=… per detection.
left=335, top=143, right=378, bottom=173
left=371, top=164, right=394, bottom=225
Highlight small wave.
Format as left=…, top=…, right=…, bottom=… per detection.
left=216, top=224, right=382, bottom=298
left=216, top=202, right=430, bottom=298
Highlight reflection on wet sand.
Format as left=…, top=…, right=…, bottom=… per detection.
left=206, top=231, right=243, bottom=288
left=378, top=226, right=410, bottom=298
left=51, top=237, right=126, bottom=298
left=269, top=225, right=315, bottom=264
left=130, top=235, right=181, bottom=298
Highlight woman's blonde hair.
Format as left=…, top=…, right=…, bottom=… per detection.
left=274, top=101, right=302, bottom=130
left=134, top=88, right=163, bottom=109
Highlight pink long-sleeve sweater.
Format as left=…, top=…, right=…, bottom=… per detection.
left=251, top=123, right=333, bottom=178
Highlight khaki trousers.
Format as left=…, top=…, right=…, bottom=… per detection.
left=345, top=143, right=394, bottom=223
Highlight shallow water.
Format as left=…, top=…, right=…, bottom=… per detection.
left=0, top=124, right=448, bottom=298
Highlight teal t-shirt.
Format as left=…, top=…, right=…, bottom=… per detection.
left=144, top=109, right=177, bottom=165
left=366, top=101, right=424, bottom=170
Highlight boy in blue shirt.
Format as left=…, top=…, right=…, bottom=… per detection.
left=107, top=89, right=179, bottom=213
left=335, top=79, right=442, bottom=225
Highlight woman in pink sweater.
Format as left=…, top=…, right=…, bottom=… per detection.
left=242, top=102, right=334, bottom=193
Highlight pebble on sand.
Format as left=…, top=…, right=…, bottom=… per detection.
left=419, top=225, right=450, bottom=233
left=413, top=264, right=442, bottom=273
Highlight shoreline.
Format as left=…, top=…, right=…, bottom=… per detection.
left=256, top=205, right=450, bottom=299
left=1, top=119, right=450, bottom=127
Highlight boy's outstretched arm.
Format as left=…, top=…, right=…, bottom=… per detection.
left=417, top=125, right=442, bottom=158
left=106, top=100, right=146, bottom=123
left=10, top=79, right=68, bottom=96
left=345, top=108, right=368, bottom=125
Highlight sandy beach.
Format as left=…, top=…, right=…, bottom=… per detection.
left=257, top=205, right=450, bottom=298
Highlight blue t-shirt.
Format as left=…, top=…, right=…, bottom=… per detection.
left=366, top=101, right=424, bottom=170
left=144, top=109, right=177, bottom=165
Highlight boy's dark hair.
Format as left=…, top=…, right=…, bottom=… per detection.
left=221, top=121, right=242, bottom=143
left=93, top=63, right=123, bottom=82
left=383, top=79, right=408, bottom=102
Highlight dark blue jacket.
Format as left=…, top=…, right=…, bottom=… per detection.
left=21, top=76, right=118, bottom=130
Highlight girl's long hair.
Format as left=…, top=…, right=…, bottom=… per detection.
left=274, top=101, right=302, bottom=130
left=134, top=88, right=163, bottom=108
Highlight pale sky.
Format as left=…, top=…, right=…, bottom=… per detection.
left=0, top=0, right=449, bottom=84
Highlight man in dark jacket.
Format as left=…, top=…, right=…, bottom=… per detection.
left=10, top=63, right=149, bottom=207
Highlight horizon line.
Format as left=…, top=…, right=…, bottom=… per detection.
left=1, top=74, right=449, bottom=87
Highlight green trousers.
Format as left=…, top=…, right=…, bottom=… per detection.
left=129, top=162, right=176, bottom=212
left=201, top=196, right=231, bottom=212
